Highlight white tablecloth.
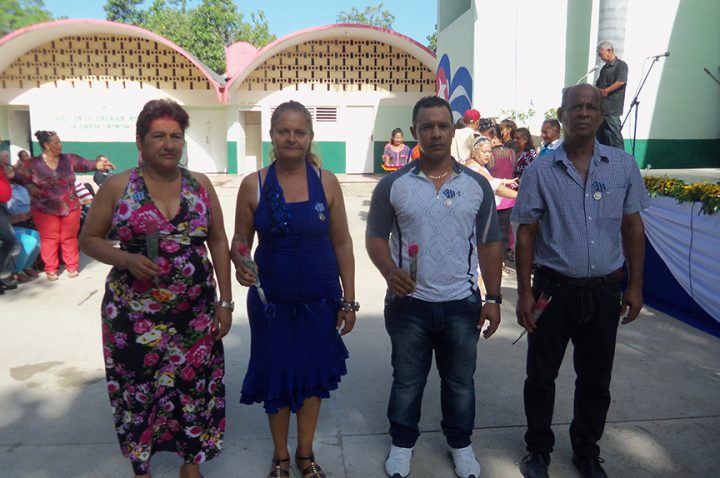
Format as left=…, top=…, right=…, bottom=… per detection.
left=641, top=196, right=720, bottom=321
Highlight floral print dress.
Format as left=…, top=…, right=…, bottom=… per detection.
left=101, top=168, right=225, bottom=475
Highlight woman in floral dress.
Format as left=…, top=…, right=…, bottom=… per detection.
left=80, top=99, right=232, bottom=478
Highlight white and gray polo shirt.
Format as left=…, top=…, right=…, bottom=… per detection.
left=366, top=161, right=501, bottom=302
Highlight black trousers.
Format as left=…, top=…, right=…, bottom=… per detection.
left=524, top=270, right=622, bottom=458
left=0, top=205, right=18, bottom=273
left=596, top=115, right=624, bottom=150
left=497, top=208, right=512, bottom=253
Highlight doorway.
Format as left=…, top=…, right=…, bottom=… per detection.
left=242, top=111, right=262, bottom=171
left=345, top=106, right=375, bottom=174
left=185, top=108, right=226, bottom=172
left=9, top=109, right=31, bottom=159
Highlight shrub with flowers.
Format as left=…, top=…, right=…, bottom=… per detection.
left=643, top=176, right=720, bottom=216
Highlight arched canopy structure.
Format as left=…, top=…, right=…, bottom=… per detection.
left=225, top=24, right=436, bottom=101
left=0, top=19, right=225, bottom=98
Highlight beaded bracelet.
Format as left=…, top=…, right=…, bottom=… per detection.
left=340, top=297, right=360, bottom=312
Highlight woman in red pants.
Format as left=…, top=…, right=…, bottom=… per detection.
left=12, top=130, right=114, bottom=280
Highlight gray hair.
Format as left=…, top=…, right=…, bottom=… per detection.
left=597, top=41, right=614, bottom=52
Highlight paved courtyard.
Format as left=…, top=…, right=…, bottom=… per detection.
left=0, top=174, right=718, bottom=477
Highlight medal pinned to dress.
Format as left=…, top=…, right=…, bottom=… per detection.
left=314, top=202, right=326, bottom=221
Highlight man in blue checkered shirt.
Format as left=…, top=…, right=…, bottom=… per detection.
left=513, top=84, right=649, bottom=478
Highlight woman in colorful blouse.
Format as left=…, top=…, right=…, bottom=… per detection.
left=512, top=127, right=538, bottom=179
left=381, top=127, right=411, bottom=171
left=12, top=131, right=114, bottom=280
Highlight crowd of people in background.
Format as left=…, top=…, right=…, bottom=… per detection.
left=0, top=137, right=114, bottom=294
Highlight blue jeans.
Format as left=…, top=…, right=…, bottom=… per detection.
left=384, top=289, right=482, bottom=448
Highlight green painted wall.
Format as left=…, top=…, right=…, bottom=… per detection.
left=32, top=141, right=139, bottom=170
left=564, top=1, right=594, bottom=87
left=227, top=141, right=238, bottom=174
left=629, top=139, right=720, bottom=169
left=24, top=138, right=716, bottom=174
left=261, top=141, right=347, bottom=174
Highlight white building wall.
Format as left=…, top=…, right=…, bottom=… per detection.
left=440, top=0, right=569, bottom=132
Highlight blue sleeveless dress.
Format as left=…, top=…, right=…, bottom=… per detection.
left=240, top=161, right=349, bottom=414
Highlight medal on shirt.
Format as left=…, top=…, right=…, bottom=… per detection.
left=314, top=202, right=326, bottom=221
left=442, top=188, right=455, bottom=208
left=591, top=181, right=606, bottom=201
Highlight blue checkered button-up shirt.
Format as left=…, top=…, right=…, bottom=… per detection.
left=511, top=141, right=650, bottom=279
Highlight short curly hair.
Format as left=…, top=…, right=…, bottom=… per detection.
left=136, top=99, right=190, bottom=141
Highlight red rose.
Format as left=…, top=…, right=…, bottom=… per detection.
left=408, top=243, right=419, bottom=258
left=237, top=243, right=251, bottom=256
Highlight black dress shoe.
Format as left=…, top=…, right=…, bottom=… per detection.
left=519, top=453, right=550, bottom=478
left=0, top=278, right=18, bottom=290
left=572, top=454, right=608, bottom=478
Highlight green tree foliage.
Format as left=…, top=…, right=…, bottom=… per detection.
left=103, top=0, right=276, bottom=74
left=543, top=107, right=558, bottom=120
left=0, top=0, right=53, bottom=36
left=104, top=0, right=145, bottom=25
left=426, top=24, right=437, bottom=52
left=336, top=3, right=395, bottom=30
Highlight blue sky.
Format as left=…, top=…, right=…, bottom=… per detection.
left=43, top=0, right=437, bottom=46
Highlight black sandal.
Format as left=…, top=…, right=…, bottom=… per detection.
left=268, top=457, right=290, bottom=478
left=296, top=455, right=326, bottom=478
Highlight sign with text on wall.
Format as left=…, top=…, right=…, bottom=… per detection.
left=31, top=105, right=138, bottom=142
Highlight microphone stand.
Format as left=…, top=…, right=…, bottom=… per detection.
left=621, top=56, right=662, bottom=157
left=575, top=66, right=598, bottom=85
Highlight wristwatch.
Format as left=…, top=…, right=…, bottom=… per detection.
left=484, top=294, right=502, bottom=305
left=217, top=299, right=235, bottom=311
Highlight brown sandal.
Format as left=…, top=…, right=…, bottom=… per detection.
left=268, top=457, right=290, bottom=478
left=296, top=455, right=326, bottom=478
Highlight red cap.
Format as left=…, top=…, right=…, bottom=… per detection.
left=463, top=109, right=481, bottom=123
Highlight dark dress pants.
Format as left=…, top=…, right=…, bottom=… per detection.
left=524, top=274, right=622, bottom=459
left=597, top=115, right=625, bottom=150
left=0, top=205, right=18, bottom=273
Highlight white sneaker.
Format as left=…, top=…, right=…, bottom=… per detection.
left=449, top=445, right=481, bottom=478
left=385, top=444, right=413, bottom=477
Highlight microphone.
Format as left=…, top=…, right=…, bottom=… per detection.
left=649, top=51, right=670, bottom=59
left=575, top=64, right=601, bottom=84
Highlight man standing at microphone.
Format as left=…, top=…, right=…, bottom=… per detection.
left=595, top=41, right=628, bottom=149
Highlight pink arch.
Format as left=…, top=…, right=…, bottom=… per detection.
left=0, top=19, right=225, bottom=100
left=223, top=23, right=436, bottom=102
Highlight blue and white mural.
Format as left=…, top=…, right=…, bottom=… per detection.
left=436, top=53, right=473, bottom=122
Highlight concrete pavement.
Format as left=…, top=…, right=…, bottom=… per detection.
left=0, top=174, right=719, bottom=478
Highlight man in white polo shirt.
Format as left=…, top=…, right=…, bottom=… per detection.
left=366, top=96, right=503, bottom=478
left=451, top=108, right=481, bottom=164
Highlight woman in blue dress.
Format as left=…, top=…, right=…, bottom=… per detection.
left=232, top=100, right=357, bottom=478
